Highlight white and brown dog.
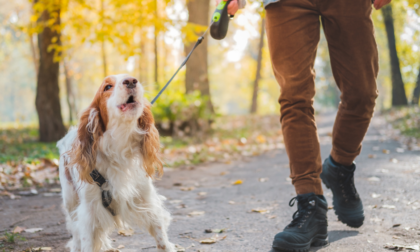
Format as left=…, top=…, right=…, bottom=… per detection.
left=57, top=74, right=175, bottom=252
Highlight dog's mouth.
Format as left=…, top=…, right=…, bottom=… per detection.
left=126, top=95, right=135, bottom=104
left=118, top=95, right=138, bottom=112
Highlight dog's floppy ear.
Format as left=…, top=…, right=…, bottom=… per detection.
left=67, top=105, right=104, bottom=183
left=138, top=102, right=163, bottom=178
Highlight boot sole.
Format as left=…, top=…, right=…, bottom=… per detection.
left=271, top=234, right=329, bottom=252
left=321, top=177, right=364, bottom=228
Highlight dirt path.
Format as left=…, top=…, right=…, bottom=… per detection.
left=1, top=113, right=420, bottom=252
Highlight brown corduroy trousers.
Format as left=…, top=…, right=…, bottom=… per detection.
left=265, top=0, right=379, bottom=195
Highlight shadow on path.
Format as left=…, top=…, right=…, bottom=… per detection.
left=310, top=230, right=359, bottom=251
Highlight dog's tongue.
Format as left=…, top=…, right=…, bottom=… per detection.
left=119, top=104, right=128, bottom=111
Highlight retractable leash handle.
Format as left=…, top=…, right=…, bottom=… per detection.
left=210, top=0, right=233, bottom=40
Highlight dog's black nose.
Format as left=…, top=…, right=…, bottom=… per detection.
left=123, top=77, right=137, bottom=89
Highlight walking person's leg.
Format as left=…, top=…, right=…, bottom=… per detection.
left=319, top=0, right=379, bottom=228
left=266, top=1, right=329, bottom=251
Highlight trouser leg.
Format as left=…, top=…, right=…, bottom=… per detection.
left=320, top=0, right=379, bottom=166
left=266, top=0, right=323, bottom=195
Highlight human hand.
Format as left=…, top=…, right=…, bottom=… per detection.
left=215, top=0, right=239, bottom=16
left=373, top=0, right=392, bottom=10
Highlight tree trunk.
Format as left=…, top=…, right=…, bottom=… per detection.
left=185, top=0, right=214, bottom=112
left=412, top=64, right=420, bottom=105
left=35, top=0, right=66, bottom=142
left=64, top=60, right=76, bottom=123
left=250, top=18, right=265, bottom=114
left=382, top=5, right=408, bottom=106
left=29, top=34, right=39, bottom=76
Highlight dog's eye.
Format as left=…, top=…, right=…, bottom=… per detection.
left=104, top=85, right=112, bottom=91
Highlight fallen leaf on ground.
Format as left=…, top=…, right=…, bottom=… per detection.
left=390, top=158, right=398, bottom=163
left=173, top=182, right=182, bottom=186
left=383, top=149, right=390, bottom=154
left=368, top=154, right=377, bottom=159
left=117, top=245, right=125, bottom=249
left=228, top=201, right=235, bottom=204
left=256, top=135, right=266, bottom=143
left=205, top=228, right=225, bottom=233
left=200, top=234, right=227, bottom=244
left=232, top=180, right=243, bottom=185
left=252, top=208, right=270, bottom=214
left=267, top=215, right=276, bottom=219
left=220, top=172, right=228, bottom=176
left=49, top=188, right=61, bottom=193
left=32, top=248, right=52, bottom=251
left=392, top=224, right=401, bottom=228
left=25, top=228, right=43, bottom=233
left=368, top=177, right=381, bottom=182
left=180, top=186, right=195, bottom=191
left=259, top=178, right=269, bottom=182
left=370, top=217, right=382, bottom=222
left=118, top=229, right=134, bottom=236
left=200, top=238, right=217, bottom=244
left=188, top=211, right=205, bottom=217
left=371, top=193, right=381, bottom=198
left=12, top=226, right=25, bottom=233
left=328, top=206, right=333, bottom=210
left=382, top=205, right=396, bottom=209
left=175, top=244, right=186, bottom=252
left=197, top=192, right=207, bottom=196
left=393, top=236, right=400, bottom=239
left=384, top=243, right=420, bottom=250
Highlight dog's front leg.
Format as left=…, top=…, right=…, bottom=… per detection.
left=77, top=202, right=102, bottom=252
left=148, top=223, right=175, bottom=252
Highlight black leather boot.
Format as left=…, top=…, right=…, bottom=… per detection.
left=271, top=193, right=329, bottom=252
left=320, top=155, right=364, bottom=228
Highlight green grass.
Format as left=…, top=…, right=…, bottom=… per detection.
left=0, top=127, right=59, bottom=163
left=0, top=115, right=281, bottom=165
left=385, top=106, right=420, bottom=138
left=3, top=232, right=26, bottom=243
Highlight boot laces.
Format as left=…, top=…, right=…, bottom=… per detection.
left=338, top=170, right=359, bottom=201
left=286, top=196, right=316, bottom=229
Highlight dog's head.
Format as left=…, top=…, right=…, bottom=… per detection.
left=67, top=74, right=162, bottom=183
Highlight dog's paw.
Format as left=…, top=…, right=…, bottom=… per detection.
left=156, top=243, right=177, bottom=252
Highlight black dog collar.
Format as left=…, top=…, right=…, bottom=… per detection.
left=90, top=169, right=116, bottom=216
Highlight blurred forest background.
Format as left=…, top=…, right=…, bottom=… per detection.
left=0, top=0, right=419, bottom=169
